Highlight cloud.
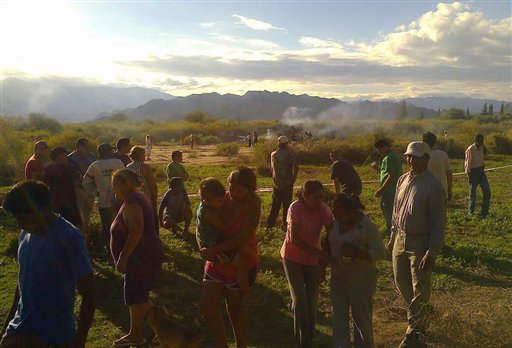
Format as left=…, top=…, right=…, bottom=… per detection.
left=199, top=21, right=222, bottom=28
left=233, top=14, right=286, bottom=31
left=215, top=35, right=280, bottom=50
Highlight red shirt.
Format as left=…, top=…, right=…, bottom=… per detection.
left=25, top=155, right=45, bottom=180
left=44, top=162, right=80, bottom=209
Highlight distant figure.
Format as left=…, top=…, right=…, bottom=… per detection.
left=145, top=135, right=153, bottom=161
left=190, top=134, right=196, bottom=149
left=465, top=134, right=491, bottom=217
left=127, top=146, right=158, bottom=213
left=25, top=141, right=49, bottom=180
left=253, top=131, right=259, bottom=145
left=330, top=150, right=362, bottom=196
left=115, top=138, right=132, bottom=166
left=372, top=139, right=402, bottom=235
left=44, top=147, right=82, bottom=227
left=82, top=144, right=125, bottom=248
left=1, top=181, right=95, bottom=348
left=423, top=132, right=453, bottom=200
left=389, top=141, right=445, bottom=348
left=159, top=177, right=193, bottom=238
left=247, top=133, right=252, bottom=147
left=266, top=136, right=299, bottom=231
left=68, top=138, right=97, bottom=234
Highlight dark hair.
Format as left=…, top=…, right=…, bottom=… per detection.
left=171, top=150, right=183, bottom=160
left=331, top=192, right=365, bottom=212
left=76, top=138, right=89, bottom=149
left=3, top=181, right=51, bottom=215
left=129, top=146, right=145, bottom=161
left=297, top=180, right=324, bottom=200
left=422, top=132, right=437, bottom=147
left=169, top=177, right=183, bottom=190
left=374, top=138, right=390, bottom=148
left=228, top=167, right=257, bottom=192
left=278, top=143, right=288, bottom=149
left=116, top=138, right=130, bottom=151
left=330, top=149, right=341, bottom=159
left=475, top=134, right=484, bottom=141
left=112, top=169, right=142, bottom=189
left=199, top=178, right=226, bottom=200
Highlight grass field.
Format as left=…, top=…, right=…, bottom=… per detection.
left=0, top=152, right=511, bottom=347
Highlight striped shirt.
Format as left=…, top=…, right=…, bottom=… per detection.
left=126, top=161, right=152, bottom=201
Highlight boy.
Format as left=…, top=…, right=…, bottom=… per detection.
left=196, top=178, right=263, bottom=305
left=166, top=150, right=189, bottom=187
left=159, top=177, right=192, bottom=239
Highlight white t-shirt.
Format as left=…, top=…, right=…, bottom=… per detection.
left=83, top=158, right=125, bottom=208
left=428, top=149, right=452, bottom=194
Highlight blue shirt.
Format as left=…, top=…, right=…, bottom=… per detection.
left=6, top=217, right=93, bottom=345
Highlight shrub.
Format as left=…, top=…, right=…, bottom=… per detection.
left=253, top=142, right=274, bottom=174
left=490, top=135, right=512, bottom=155
left=48, top=129, right=99, bottom=151
left=27, top=113, right=63, bottom=133
left=216, top=143, right=240, bottom=157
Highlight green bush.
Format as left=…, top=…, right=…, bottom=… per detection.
left=216, top=143, right=240, bottom=157
left=490, top=135, right=512, bottom=155
left=48, top=129, right=99, bottom=151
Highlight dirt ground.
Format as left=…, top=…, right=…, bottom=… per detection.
left=144, top=144, right=255, bottom=166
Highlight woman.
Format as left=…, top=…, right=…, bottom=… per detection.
left=281, top=180, right=333, bottom=348
left=199, top=167, right=261, bottom=348
left=145, top=135, right=153, bottom=161
left=327, top=193, right=386, bottom=348
left=126, top=146, right=158, bottom=212
left=110, top=169, right=164, bottom=347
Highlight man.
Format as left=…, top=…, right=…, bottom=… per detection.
left=166, top=150, right=190, bottom=186
left=389, top=141, right=446, bottom=348
left=68, top=138, right=97, bottom=231
left=82, top=144, right=124, bottom=248
left=44, top=147, right=82, bottom=227
left=0, top=181, right=96, bottom=348
left=266, top=136, right=299, bottom=231
left=373, top=138, right=402, bottom=235
left=24, top=141, right=49, bottom=180
left=423, top=132, right=453, bottom=200
left=465, top=134, right=491, bottom=217
left=114, top=138, right=131, bottom=166
left=330, top=150, right=362, bottom=196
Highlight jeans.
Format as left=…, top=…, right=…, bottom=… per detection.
left=468, top=167, right=491, bottom=216
left=99, top=207, right=114, bottom=248
left=380, top=194, right=394, bottom=235
left=267, top=185, right=294, bottom=230
left=282, top=259, right=319, bottom=348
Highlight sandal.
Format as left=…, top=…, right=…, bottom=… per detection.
left=113, top=337, right=147, bottom=347
left=148, top=336, right=161, bottom=348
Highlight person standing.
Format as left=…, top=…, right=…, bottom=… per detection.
left=1, top=181, right=96, bottom=348
left=44, top=147, right=82, bottom=227
left=190, top=134, right=196, bottom=149
left=127, top=146, right=158, bottom=213
left=115, top=138, right=132, bottom=166
left=372, top=139, right=402, bottom=235
left=145, top=135, right=153, bottom=161
left=330, top=150, right=363, bottom=197
left=326, top=193, right=386, bottom=348
left=82, top=144, right=125, bottom=248
left=423, top=132, right=453, bottom=201
left=281, top=180, right=333, bottom=348
left=465, top=134, right=491, bottom=217
left=267, top=136, right=299, bottom=232
left=389, top=141, right=446, bottom=348
left=24, top=141, right=49, bottom=180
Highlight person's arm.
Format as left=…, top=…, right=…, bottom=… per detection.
left=446, top=170, right=453, bottom=200
left=158, top=191, right=171, bottom=226
left=142, top=164, right=158, bottom=208
left=290, top=221, right=322, bottom=257
left=465, top=147, right=473, bottom=175
left=181, top=167, right=190, bottom=181
left=203, top=210, right=229, bottom=232
left=116, top=203, right=143, bottom=273
left=331, top=163, right=341, bottom=193
left=332, top=178, right=341, bottom=194
left=420, top=183, right=446, bottom=270
left=291, top=154, right=299, bottom=184
left=375, top=158, right=396, bottom=196
left=1, top=285, right=19, bottom=337
left=73, top=273, right=96, bottom=348
left=387, top=177, right=403, bottom=254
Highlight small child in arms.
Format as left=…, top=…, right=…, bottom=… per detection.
left=196, top=177, right=264, bottom=305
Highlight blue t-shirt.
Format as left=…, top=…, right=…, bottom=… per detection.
left=6, top=217, right=94, bottom=345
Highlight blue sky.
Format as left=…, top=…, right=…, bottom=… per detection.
left=1, top=1, right=511, bottom=100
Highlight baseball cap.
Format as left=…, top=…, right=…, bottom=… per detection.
left=50, top=147, right=69, bottom=160
left=34, top=141, right=49, bottom=150
left=97, top=143, right=114, bottom=156
left=404, top=141, right=431, bottom=157
left=278, top=136, right=290, bottom=144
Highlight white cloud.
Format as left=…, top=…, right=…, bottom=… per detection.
left=233, top=14, right=285, bottom=31
left=199, top=21, right=222, bottom=28
left=216, top=35, right=280, bottom=50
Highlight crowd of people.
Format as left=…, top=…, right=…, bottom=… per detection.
left=0, top=131, right=492, bottom=348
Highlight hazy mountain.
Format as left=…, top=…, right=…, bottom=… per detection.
left=404, top=97, right=509, bottom=114
left=124, top=91, right=437, bottom=121
left=0, top=78, right=174, bottom=122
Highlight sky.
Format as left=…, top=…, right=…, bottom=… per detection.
left=0, top=1, right=511, bottom=101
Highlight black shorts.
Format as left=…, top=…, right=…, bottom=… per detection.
left=124, top=273, right=155, bottom=305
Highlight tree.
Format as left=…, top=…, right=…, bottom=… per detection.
left=500, top=102, right=505, bottom=115
left=398, top=100, right=407, bottom=119
left=440, top=108, right=466, bottom=120
left=185, top=111, right=207, bottom=123
left=27, top=113, right=63, bottom=133
left=466, top=108, right=471, bottom=119
left=489, top=103, right=494, bottom=115
left=481, top=102, right=488, bottom=115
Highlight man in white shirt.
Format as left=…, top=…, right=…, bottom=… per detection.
left=464, top=134, right=491, bottom=217
left=423, top=132, right=453, bottom=200
left=83, top=143, right=125, bottom=248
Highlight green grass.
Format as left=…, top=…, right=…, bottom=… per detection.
left=1, top=157, right=511, bottom=347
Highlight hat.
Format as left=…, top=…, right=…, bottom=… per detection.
left=97, top=143, right=114, bottom=156
left=278, top=136, right=290, bottom=144
left=34, top=141, right=48, bottom=150
left=404, top=141, right=431, bottom=157
left=50, top=147, right=69, bottom=160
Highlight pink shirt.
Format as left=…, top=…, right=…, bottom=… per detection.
left=280, top=200, right=333, bottom=266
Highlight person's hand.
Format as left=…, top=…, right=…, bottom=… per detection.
left=200, top=247, right=218, bottom=262
left=340, top=243, right=360, bottom=258
left=419, top=253, right=436, bottom=271
left=115, top=255, right=128, bottom=274
left=374, top=189, right=383, bottom=198
left=387, top=239, right=394, bottom=255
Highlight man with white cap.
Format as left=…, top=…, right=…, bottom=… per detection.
left=266, top=136, right=299, bottom=232
left=389, top=141, right=446, bottom=348
left=24, top=141, right=49, bottom=180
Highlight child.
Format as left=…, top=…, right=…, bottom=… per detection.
left=166, top=151, right=189, bottom=187
left=196, top=177, right=264, bottom=305
left=159, top=177, right=193, bottom=239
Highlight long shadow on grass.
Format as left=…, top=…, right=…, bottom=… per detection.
left=434, top=265, right=512, bottom=288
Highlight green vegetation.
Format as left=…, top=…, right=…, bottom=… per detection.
left=216, top=142, right=240, bottom=157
